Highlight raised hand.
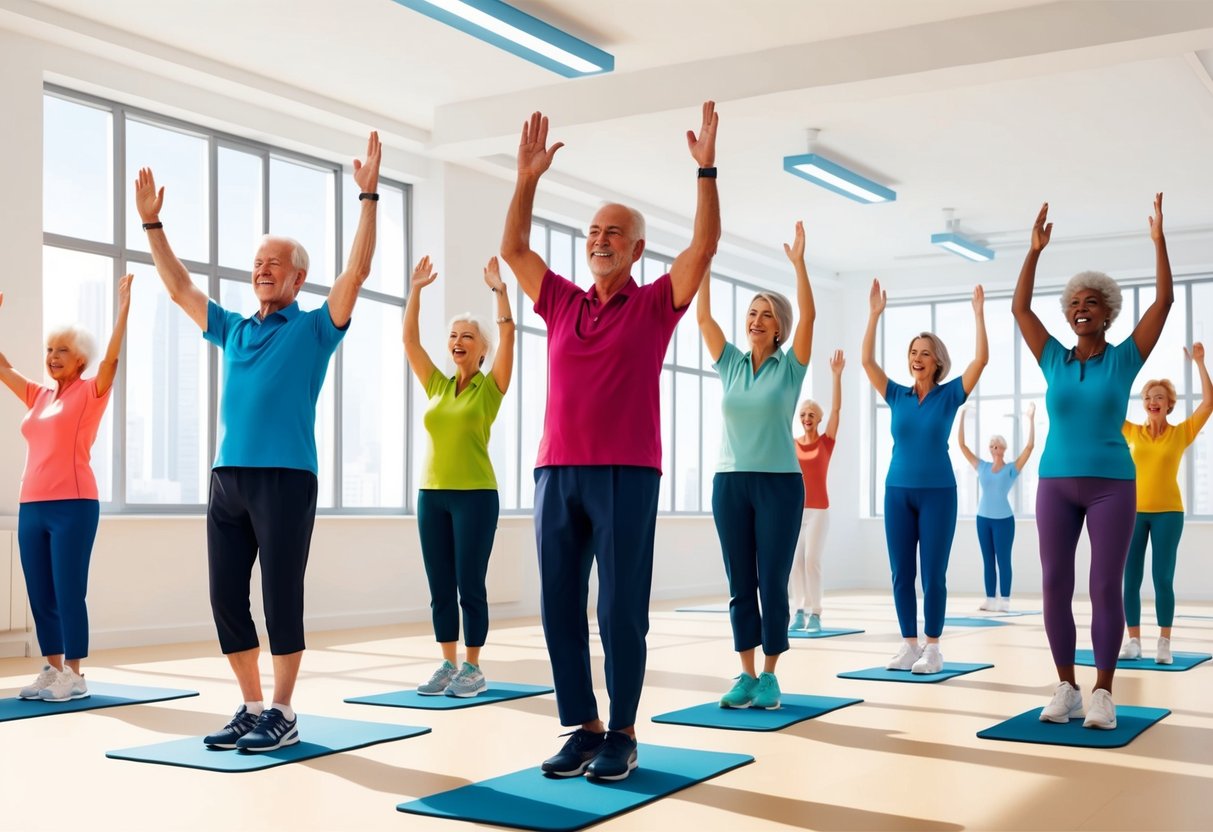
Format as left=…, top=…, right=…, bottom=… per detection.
left=0, top=291, right=4, bottom=310
left=869, top=278, right=887, bottom=317
left=1030, top=202, right=1052, bottom=253
left=1185, top=342, right=1205, bottom=363
left=353, top=131, right=382, bottom=195
left=411, top=256, right=438, bottom=291
left=685, top=100, right=718, bottom=168
left=829, top=348, right=845, bottom=374
left=783, top=220, right=806, bottom=264
left=117, top=274, right=134, bottom=311
left=972, top=283, right=985, bottom=314
left=517, top=112, right=564, bottom=179
left=483, top=256, right=506, bottom=292
left=1148, top=192, right=1164, bottom=242
left=134, top=168, right=164, bottom=223
left=1026, top=401, right=1037, bottom=419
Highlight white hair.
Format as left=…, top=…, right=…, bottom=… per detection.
left=46, top=324, right=96, bottom=370
left=448, top=314, right=494, bottom=367
left=988, top=434, right=1008, bottom=450
left=798, top=399, right=823, bottom=420
left=1061, top=270, right=1122, bottom=324
left=259, top=234, right=310, bottom=273
left=596, top=202, right=646, bottom=241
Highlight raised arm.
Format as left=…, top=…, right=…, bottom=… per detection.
left=824, top=349, right=844, bottom=440
left=1132, top=193, right=1173, bottom=360
left=94, top=274, right=133, bottom=397
left=485, top=257, right=516, bottom=394
left=0, top=292, right=35, bottom=400
left=402, top=257, right=439, bottom=386
left=501, top=112, right=563, bottom=304
left=957, top=408, right=979, bottom=469
left=1012, top=202, right=1053, bottom=362
left=1187, top=343, right=1212, bottom=426
left=328, top=131, right=381, bottom=328
left=1014, top=402, right=1037, bottom=471
left=785, top=220, right=815, bottom=366
left=861, top=279, right=889, bottom=394
left=695, top=267, right=726, bottom=362
left=961, top=284, right=988, bottom=395
left=669, top=101, right=721, bottom=309
left=135, top=168, right=208, bottom=330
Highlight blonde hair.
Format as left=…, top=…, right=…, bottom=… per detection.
left=1140, top=378, right=1177, bottom=414
left=45, top=324, right=96, bottom=370
left=1061, top=270, right=1122, bottom=324
left=798, top=399, right=823, bottom=421
left=907, top=332, right=951, bottom=382
left=448, top=314, right=494, bottom=368
left=749, top=292, right=793, bottom=347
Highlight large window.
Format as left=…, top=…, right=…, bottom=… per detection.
left=870, top=280, right=1210, bottom=519
left=42, top=87, right=410, bottom=512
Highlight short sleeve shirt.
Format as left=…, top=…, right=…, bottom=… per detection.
left=1039, top=336, right=1143, bottom=480
left=713, top=342, right=807, bottom=473
left=421, top=370, right=504, bottom=490
left=883, top=376, right=968, bottom=488
left=205, top=299, right=347, bottom=474
left=796, top=434, right=836, bottom=509
left=976, top=460, right=1019, bottom=519
left=534, top=270, right=686, bottom=470
left=19, top=378, right=112, bottom=502
left=1123, top=413, right=1209, bottom=512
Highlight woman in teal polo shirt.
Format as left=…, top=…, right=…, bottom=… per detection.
left=698, top=221, right=815, bottom=711
left=403, top=255, right=514, bottom=698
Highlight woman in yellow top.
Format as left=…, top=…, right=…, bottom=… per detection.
left=1120, top=342, right=1212, bottom=664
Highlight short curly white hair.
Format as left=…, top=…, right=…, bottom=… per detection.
left=1060, top=270, right=1122, bottom=324
left=448, top=314, right=495, bottom=367
left=46, top=324, right=96, bottom=370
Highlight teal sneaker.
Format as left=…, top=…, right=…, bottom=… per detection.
left=417, top=660, right=458, bottom=695
left=789, top=611, right=806, bottom=631
left=445, top=662, right=487, bottom=698
left=806, top=613, right=822, bottom=633
left=719, top=672, right=758, bottom=709
left=751, top=672, right=781, bottom=710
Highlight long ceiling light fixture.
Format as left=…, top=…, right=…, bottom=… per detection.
left=391, top=0, right=614, bottom=78
left=932, top=209, right=995, bottom=262
left=782, top=129, right=896, bottom=204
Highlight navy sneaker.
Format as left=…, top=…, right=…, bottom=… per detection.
left=235, top=708, right=300, bottom=752
left=585, top=730, right=638, bottom=781
left=540, top=729, right=605, bottom=777
left=203, top=705, right=261, bottom=749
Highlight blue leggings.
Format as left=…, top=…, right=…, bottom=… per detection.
left=884, top=486, right=957, bottom=639
left=417, top=489, right=500, bottom=647
left=18, top=500, right=100, bottom=661
left=1123, top=511, right=1183, bottom=629
left=976, top=515, right=1015, bottom=598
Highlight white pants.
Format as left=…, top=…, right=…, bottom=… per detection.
left=788, top=508, right=829, bottom=615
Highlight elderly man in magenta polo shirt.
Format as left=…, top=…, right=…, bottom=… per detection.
left=501, top=103, right=720, bottom=781
left=134, top=132, right=382, bottom=752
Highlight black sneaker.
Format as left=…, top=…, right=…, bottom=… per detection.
left=203, top=705, right=261, bottom=749
left=585, top=730, right=638, bottom=781
left=540, top=728, right=606, bottom=777
left=235, top=708, right=300, bottom=752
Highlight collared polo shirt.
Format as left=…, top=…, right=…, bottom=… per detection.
left=19, top=378, right=112, bottom=502
left=1123, top=413, right=1209, bottom=512
left=883, top=376, right=967, bottom=488
left=421, top=369, right=504, bottom=490
left=204, top=299, right=347, bottom=473
left=977, top=460, right=1019, bottom=519
left=534, top=269, right=686, bottom=470
left=796, top=434, right=835, bottom=509
left=1038, top=336, right=1143, bottom=480
left=714, top=341, right=807, bottom=473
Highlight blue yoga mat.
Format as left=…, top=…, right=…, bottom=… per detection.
left=977, top=706, right=1169, bottom=748
left=106, top=714, right=429, bottom=772
left=398, top=744, right=752, bottom=832
left=0, top=682, right=197, bottom=722
left=1074, top=649, right=1211, bottom=672
left=1176, top=614, right=1213, bottom=621
left=837, top=662, right=993, bottom=683
left=674, top=603, right=728, bottom=613
left=788, top=627, right=865, bottom=639
left=987, top=610, right=1041, bottom=618
left=652, top=693, right=862, bottom=732
left=943, top=616, right=1008, bottom=628
left=345, top=681, right=553, bottom=710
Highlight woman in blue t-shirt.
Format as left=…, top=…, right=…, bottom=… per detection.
left=957, top=403, right=1036, bottom=611
left=861, top=280, right=988, bottom=674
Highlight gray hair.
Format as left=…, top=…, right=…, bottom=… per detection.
left=988, top=434, right=1008, bottom=450
left=46, top=324, right=96, bottom=370
left=596, top=202, right=646, bottom=241
left=908, top=332, right=951, bottom=382
left=1061, top=270, right=1122, bottom=324
left=448, top=314, right=494, bottom=367
left=799, top=399, right=823, bottom=420
left=749, top=292, right=794, bottom=347
left=259, top=234, right=310, bottom=274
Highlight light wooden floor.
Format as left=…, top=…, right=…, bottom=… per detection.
left=1, top=592, right=1211, bottom=831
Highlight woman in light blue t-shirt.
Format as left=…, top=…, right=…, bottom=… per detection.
left=957, top=403, right=1036, bottom=612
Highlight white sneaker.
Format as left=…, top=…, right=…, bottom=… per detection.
left=978, top=597, right=996, bottom=611
left=1119, top=637, right=1141, bottom=660
left=911, top=643, right=943, bottom=674
left=1039, top=681, right=1084, bottom=723
left=38, top=668, right=88, bottom=702
left=996, top=598, right=1011, bottom=612
left=1083, top=688, right=1117, bottom=730
left=19, top=665, right=61, bottom=699
left=1156, top=637, right=1173, bottom=665
left=886, top=641, right=922, bottom=671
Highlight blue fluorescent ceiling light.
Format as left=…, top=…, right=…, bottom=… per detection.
left=391, top=0, right=614, bottom=77
left=782, top=153, right=896, bottom=204
left=931, top=232, right=995, bottom=262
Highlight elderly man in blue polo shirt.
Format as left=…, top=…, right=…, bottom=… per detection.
left=135, top=132, right=382, bottom=751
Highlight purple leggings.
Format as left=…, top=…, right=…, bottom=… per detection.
left=1036, top=477, right=1136, bottom=671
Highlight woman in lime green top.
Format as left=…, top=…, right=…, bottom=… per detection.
left=403, top=255, right=515, bottom=698
left=1119, top=342, right=1212, bottom=665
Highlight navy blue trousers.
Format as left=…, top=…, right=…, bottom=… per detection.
left=976, top=515, right=1015, bottom=598
left=417, top=489, right=500, bottom=646
left=884, top=486, right=957, bottom=639
left=18, top=499, right=99, bottom=660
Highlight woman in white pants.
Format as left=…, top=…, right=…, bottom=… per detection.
left=789, top=350, right=844, bottom=632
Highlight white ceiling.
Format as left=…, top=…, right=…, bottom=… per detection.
left=8, top=0, right=1213, bottom=283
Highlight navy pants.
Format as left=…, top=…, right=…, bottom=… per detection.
left=884, top=486, right=957, bottom=639
left=534, top=466, right=660, bottom=731
left=417, top=489, right=500, bottom=646
left=18, top=499, right=99, bottom=660
left=207, top=467, right=318, bottom=656
left=711, top=472, right=804, bottom=655
left=976, top=515, right=1015, bottom=598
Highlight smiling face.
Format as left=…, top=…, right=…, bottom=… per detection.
left=448, top=320, right=488, bottom=370
left=799, top=402, right=822, bottom=433
left=908, top=337, right=940, bottom=385
left=747, top=297, right=779, bottom=352
left=585, top=204, right=644, bottom=283
left=1143, top=384, right=1172, bottom=419
left=251, top=238, right=306, bottom=313
left=45, top=333, right=87, bottom=384
left=1067, top=288, right=1111, bottom=337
